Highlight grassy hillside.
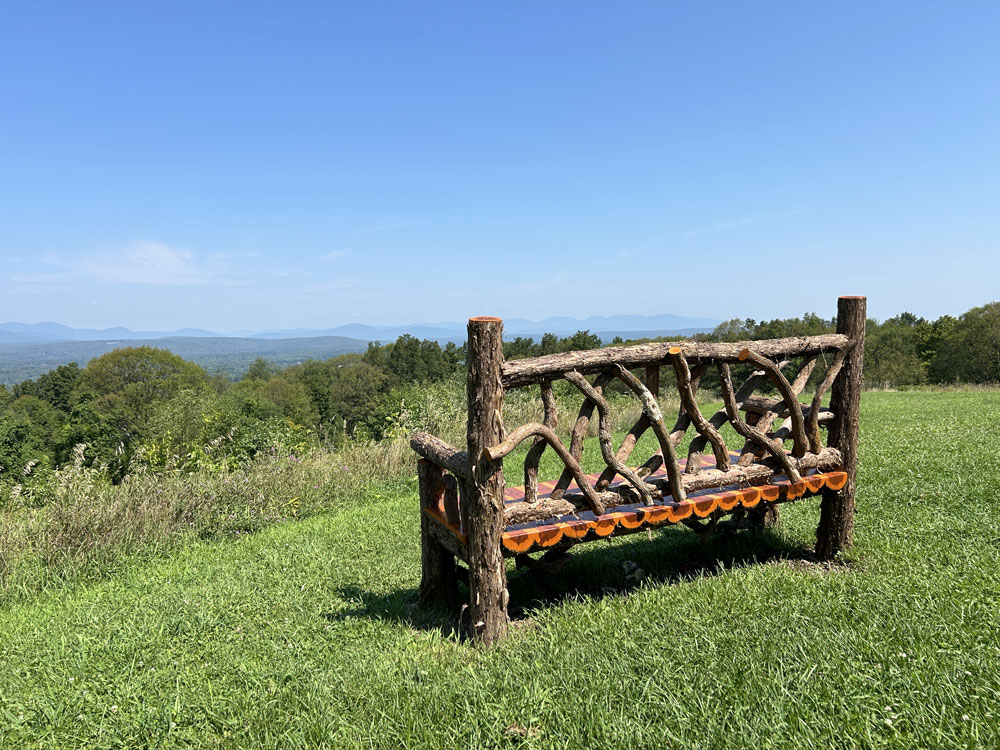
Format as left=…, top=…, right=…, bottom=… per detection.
left=2, top=391, right=999, bottom=747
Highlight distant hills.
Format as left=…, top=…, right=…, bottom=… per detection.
left=0, top=321, right=219, bottom=343
left=0, top=313, right=720, bottom=385
left=0, top=336, right=370, bottom=385
left=2, top=312, right=719, bottom=345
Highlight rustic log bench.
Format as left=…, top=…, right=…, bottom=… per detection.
left=411, top=296, right=866, bottom=644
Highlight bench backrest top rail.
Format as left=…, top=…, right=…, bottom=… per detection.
left=501, top=333, right=850, bottom=388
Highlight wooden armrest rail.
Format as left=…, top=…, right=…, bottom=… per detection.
left=409, top=433, right=470, bottom=479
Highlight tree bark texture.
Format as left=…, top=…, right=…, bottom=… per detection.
left=565, top=371, right=652, bottom=504
left=409, top=432, right=469, bottom=478
left=502, top=447, right=842, bottom=525
left=502, top=334, right=849, bottom=388
left=670, top=347, right=729, bottom=473
left=816, top=297, right=866, bottom=561
left=465, top=317, right=508, bottom=644
left=523, top=381, right=557, bottom=503
left=719, top=363, right=802, bottom=483
left=418, top=459, right=458, bottom=608
left=550, top=372, right=613, bottom=500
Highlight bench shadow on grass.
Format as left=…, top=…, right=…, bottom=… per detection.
left=322, top=525, right=819, bottom=639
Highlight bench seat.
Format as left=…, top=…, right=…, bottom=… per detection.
left=423, top=450, right=846, bottom=558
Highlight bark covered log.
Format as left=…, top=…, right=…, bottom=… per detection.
left=807, top=339, right=857, bottom=453
left=614, top=366, right=686, bottom=504
left=502, top=334, right=850, bottom=388
left=465, top=317, right=508, bottom=645
left=503, top=447, right=842, bottom=525
left=550, top=371, right=613, bottom=500
left=687, top=362, right=786, bottom=461
left=565, top=371, right=652, bottom=504
left=742, top=395, right=829, bottom=420
left=418, top=460, right=458, bottom=607
left=738, top=356, right=816, bottom=465
left=596, top=366, right=664, bottom=490
left=410, top=432, right=469, bottom=478
left=816, top=297, right=866, bottom=560
left=485, top=423, right=605, bottom=514
left=737, top=349, right=810, bottom=458
left=670, top=347, right=729, bottom=473
left=719, top=363, right=802, bottom=483
left=523, top=381, right=557, bottom=503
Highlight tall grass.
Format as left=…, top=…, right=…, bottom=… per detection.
left=0, top=375, right=679, bottom=607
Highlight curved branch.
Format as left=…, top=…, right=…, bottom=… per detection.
left=484, top=423, right=604, bottom=515
left=688, top=361, right=788, bottom=461
left=409, top=432, right=470, bottom=478
left=565, top=371, right=652, bottom=504
left=807, top=339, right=857, bottom=453
left=550, top=371, right=614, bottom=500
left=718, top=363, right=802, bottom=483
left=615, top=366, right=686, bottom=503
left=738, top=349, right=809, bottom=457
left=739, top=355, right=817, bottom=464
left=669, top=347, right=729, bottom=473
left=669, top=363, right=703, bottom=446
left=523, top=381, right=557, bottom=503
left=596, top=366, right=662, bottom=490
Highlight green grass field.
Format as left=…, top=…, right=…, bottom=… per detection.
left=2, top=391, right=999, bottom=748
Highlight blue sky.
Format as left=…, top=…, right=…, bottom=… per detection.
left=2, top=1, right=998, bottom=331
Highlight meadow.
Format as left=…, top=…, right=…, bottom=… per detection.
left=2, top=390, right=999, bottom=748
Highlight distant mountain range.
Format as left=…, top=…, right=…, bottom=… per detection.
left=0, top=322, right=219, bottom=344
left=0, top=314, right=721, bottom=384
left=1, top=313, right=719, bottom=345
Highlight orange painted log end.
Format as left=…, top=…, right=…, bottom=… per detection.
left=824, top=471, right=848, bottom=491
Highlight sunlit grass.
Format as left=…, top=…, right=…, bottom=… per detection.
left=1, top=391, right=999, bottom=747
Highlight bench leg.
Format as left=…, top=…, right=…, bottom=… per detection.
left=418, top=460, right=458, bottom=608
left=747, top=503, right=780, bottom=530
left=816, top=486, right=854, bottom=561
left=816, top=295, right=865, bottom=561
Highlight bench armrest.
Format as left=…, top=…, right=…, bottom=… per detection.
left=410, top=432, right=470, bottom=479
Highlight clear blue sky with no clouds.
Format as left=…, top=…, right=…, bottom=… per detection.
left=2, top=1, right=998, bottom=332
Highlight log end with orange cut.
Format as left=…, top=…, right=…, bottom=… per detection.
left=783, top=481, right=806, bottom=500
left=824, top=471, right=848, bottom=491
left=716, top=491, right=743, bottom=511
left=802, top=474, right=825, bottom=494
left=535, top=525, right=565, bottom=548
left=617, top=511, right=644, bottom=530
left=593, top=516, right=618, bottom=537
left=760, top=484, right=781, bottom=502
left=561, top=519, right=593, bottom=539
left=692, top=495, right=720, bottom=518
left=739, top=486, right=762, bottom=508
left=666, top=502, right=694, bottom=523
left=642, top=506, right=670, bottom=525
left=502, top=530, right=538, bottom=554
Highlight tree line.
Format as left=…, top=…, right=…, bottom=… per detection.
left=1, top=302, right=996, bottom=492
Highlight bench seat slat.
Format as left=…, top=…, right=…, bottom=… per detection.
left=421, top=448, right=846, bottom=558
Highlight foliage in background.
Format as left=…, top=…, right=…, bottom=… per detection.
left=1, top=301, right=998, bottom=494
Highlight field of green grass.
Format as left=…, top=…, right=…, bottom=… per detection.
left=2, top=391, right=999, bottom=748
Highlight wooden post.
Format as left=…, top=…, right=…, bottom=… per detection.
left=816, top=296, right=866, bottom=560
left=465, top=316, right=508, bottom=644
left=418, top=459, right=458, bottom=608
